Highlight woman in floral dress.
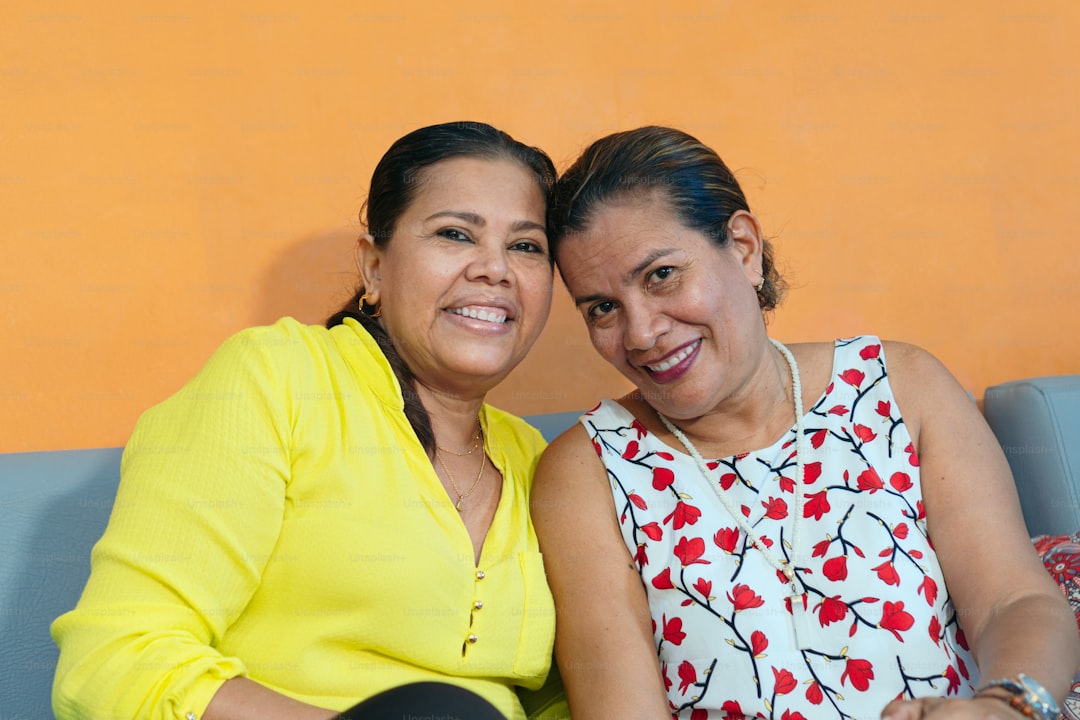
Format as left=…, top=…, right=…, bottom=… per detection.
left=532, top=126, right=1079, bottom=720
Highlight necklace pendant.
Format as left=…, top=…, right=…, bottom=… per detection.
left=455, top=499, right=464, bottom=511
left=789, top=592, right=813, bottom=650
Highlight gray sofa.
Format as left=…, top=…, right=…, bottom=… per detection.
left=3, top=375, right=1078, bottom=717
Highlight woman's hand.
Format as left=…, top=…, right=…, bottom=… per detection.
left=882, top=694, right=1035, bottom=719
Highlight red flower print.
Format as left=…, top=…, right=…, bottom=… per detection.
left=853, top=424, right=877, bottom=443
left=840, top=368, right=865, bottom=388
left=828, top=404, right=847, bottom=415
left=694, top=577, right=713, bottom=599
left=622, top=440, right=639, bottom=459
left=958, top=655, right=970, bottom=680
left=677, top=660, right=697, bottom=694
left=956, top=627, right=969, bottom=650
left=804, top=461, right=822, bottom=485
left=905, top=441, right=920, bottom=467
left=714, top=527, right=739, bottom=553
left=662, top=614, right=686, bottom=645
left=750, top=630, right=768, bottom=657
left=592, top=439, right=602, bottom=456
left=629, top=493, right=647, bottom=510
left=641, top=522, right=663, bottom=541
left=631, top=419, right=648, bottom=438
left=917, top=500, right=926, bottom=520
left=1047, top=551, right=1080, bottom=583
left=892, top=522, right=909, bottom=539
left=860, top=343, right=881, bottom=360
left=810, top=429, right=827, bottom=449
left=805, top=681, right=824, bottom=705
left=634, top=544, right=648, bottom=568
left=662, top=666, right=671, bottom=692
left=857, top=468, right=883, bottom=492
left=841, top=657, right=875, bottom=691
left=804, top=491, right=831, bottom=520
left=652, top=466, right=675, bottom=491
left=876, top=400, right=891, bottom=417
left=665, top=501, right=702, bottom=530
left=721, top=701, right=743, bottom=720
left=820, top=557, right=848, bottom=585
left=674, top=536, right=710, bottom=566
left=656, top=451, right=673, bottom=460
left=873, top=561, right=900, bottom=586
left=691, top=709, right=707, bottom=720
left=928, top=615, right=942, bottom=644
left=772, top=666, right=797, bottom=695
left=818, top=595, right=848, bottom=626
left=879, top=600, right=914, bottom=640
left=812, top=538, right=831, bottom=558
left=652, top=567, right=674, bottom=590
left=781, top=711, right=807, bottom=720
left=728, top=583, right=765, bottom=612
left=918, top=576, right=938, bottom=605
left=762, top=496, right=788, bottom=520
left=944, top=665, right=961, bottom=695
left=890, top=472, right=913, bottom=492
left=719, top=472, right=737, bottom=490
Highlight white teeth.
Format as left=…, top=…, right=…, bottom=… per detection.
left=646, top=342, right=699, bottom=373
left=448, top=307, right=507, bottom=324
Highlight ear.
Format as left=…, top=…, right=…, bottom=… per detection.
left=725, top=210, right=765, bottom=287
left=355, top=233, right=382, bottom=302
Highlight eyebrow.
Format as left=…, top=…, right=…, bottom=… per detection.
left=573, top=248, right=678, bottom=307
left=424, top=211, right=546, bottom=235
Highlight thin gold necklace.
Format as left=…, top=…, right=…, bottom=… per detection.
left=435, top=428, right=487, bottom=511
left=436, top=422, right=482, bottom=456
left=657, top=338, right=811, bottom=648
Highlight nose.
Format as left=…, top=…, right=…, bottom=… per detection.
left=623, top=303, right=668, bottom=352
left=466, top=242, right=511, bottom=286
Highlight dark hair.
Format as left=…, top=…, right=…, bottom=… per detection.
left=552, top=126, right=785, bottom=310
left=327, top=121, right=557, bottom=453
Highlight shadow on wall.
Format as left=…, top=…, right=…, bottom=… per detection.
left=252, top=225, right=361, bottom=328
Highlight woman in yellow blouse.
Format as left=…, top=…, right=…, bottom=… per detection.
left=51, top=122, right=564, bottom=720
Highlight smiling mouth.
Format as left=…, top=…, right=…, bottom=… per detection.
left=644, top=340, right=701, bottom=373
left=447, top=306, right=508, bottom=324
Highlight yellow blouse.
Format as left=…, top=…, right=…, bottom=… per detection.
left=51, top=318, right=557, bottom=720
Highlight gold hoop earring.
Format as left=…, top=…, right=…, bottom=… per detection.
left=359, top=292, right=382, bottom=318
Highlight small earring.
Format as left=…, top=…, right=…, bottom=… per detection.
left=755, top=276, right=765, bottom=293
left=359, top=292, right=382, bottom=318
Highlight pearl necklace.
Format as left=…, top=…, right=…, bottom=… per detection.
left=658, top=338, right=811, bottom=646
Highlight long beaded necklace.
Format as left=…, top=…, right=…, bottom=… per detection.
left=657, top=337, right=812, bottom=647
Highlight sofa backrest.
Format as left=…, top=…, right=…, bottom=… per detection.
left=984, top=375, right=1080, bottom=537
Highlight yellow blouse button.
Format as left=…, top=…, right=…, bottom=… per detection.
left=467, top=634, right=478, bottom=644
left=476, top=569, right=485, bottom=580
left=474, top=600, right=483, bottom=610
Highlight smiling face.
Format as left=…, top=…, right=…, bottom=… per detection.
left=556, top=191, right=767, bottom=421
left=358, top=155, right=553, bottom=398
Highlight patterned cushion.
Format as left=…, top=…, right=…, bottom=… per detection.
left=1032, top=533, right=1080, bottom=720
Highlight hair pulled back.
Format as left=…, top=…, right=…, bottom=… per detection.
left=552, top=126, right=784, bottom=310
left=327, top=121, right=557, bottom=453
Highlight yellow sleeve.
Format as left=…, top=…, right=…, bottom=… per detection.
left=51, top=325, right=297, bottom=720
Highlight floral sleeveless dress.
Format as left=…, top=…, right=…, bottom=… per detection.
left=581, top=336, right=978, bottom=719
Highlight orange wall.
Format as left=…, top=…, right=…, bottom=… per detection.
left=3, top=2, right=1079, bottom=453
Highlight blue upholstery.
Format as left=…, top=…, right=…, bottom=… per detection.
left=984, top=375, right=1080, bottom=537
left=0, top=412, right=581, bottom=718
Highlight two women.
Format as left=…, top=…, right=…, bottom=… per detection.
left=52, top=122, right=563, bottom=720
left=533, top=126, right=1079, bottom=719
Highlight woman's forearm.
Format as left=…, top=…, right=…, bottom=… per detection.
left=971, top=593, right=1080, bottom=702
left=203, top=677, right=339, bottom=720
